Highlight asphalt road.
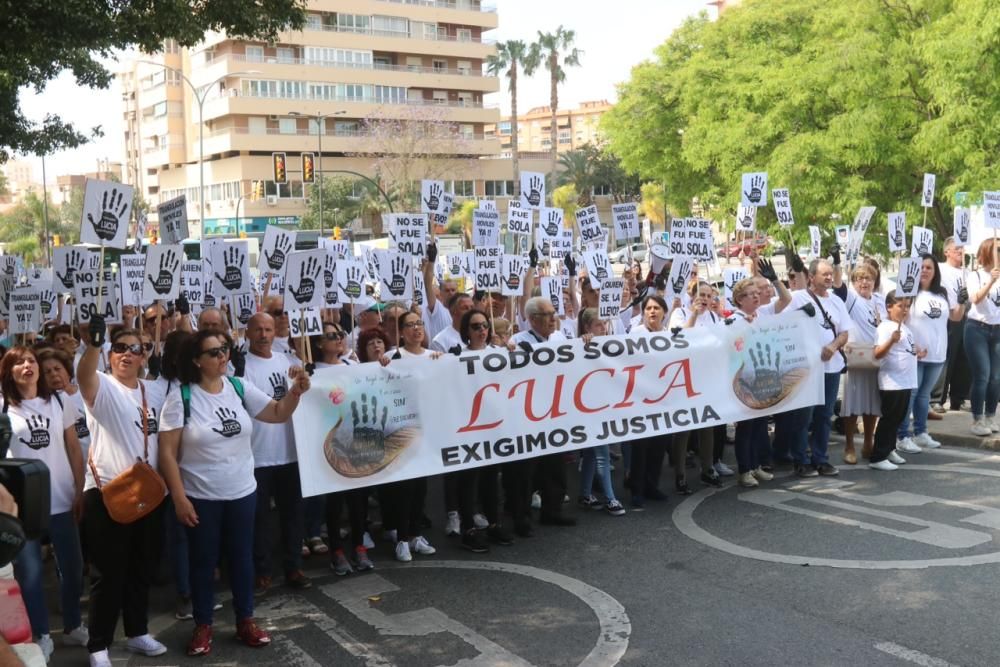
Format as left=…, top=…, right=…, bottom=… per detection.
left=44, top=425, right=1000, bottom=667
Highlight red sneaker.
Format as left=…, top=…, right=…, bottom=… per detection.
left=236, top=618, right=271, bottom=648
left=187, top=624, right=212, bottom=656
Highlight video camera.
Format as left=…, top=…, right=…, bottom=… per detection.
left=0, top=413, right=50, bottom=567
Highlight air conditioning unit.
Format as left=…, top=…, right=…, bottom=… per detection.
left=268, top=114, right=279, bottom=121
left=266, top=195, right=278, bottom=206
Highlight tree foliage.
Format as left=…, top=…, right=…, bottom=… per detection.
left=0, top=0, right=306, bottom=161
left=602, top=0, right=1000, bottom=255
left=557, top=144, right=641, bottom=207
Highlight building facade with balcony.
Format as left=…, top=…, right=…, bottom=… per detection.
left=484, top=100, right=612, bottom=155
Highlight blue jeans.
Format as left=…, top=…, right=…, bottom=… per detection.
left=803, top=373, right=841, bottom=466
left=15, top=511, right=83, bottom=636
left=304, top=496, right=325, bottom=538
left=579, top=446, right=618, bottom=503
left=187, top=492, right=256, bottom=626
left=735, top=417, right=770, bottom=474
left=898, top=361, right=945, bottom=438
left=165, top=498, right=190, bottom=597
left=964, top=320, right=1000, bottom=418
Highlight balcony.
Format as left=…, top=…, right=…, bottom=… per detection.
left=374, top=0, right=497, bottom=12
left=295, top=23, right=496, bottom=59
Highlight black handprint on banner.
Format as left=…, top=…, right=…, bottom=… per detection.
left=57, top=250, right=85, bottom=290
left=264, top=234, right=292, bottom=271
left=339, top=265, right=364, bottom=301
left=743, top=175, right=765, bottom=205
left=738, top=342, right=782, bottom=402
left=891, top=224, right=903, bottom=249
left=323, top=256, right=336, bottom=290
left=211, top=407, right=242, bottom=437
left=342, top=393, right=389, bottom=467
left=268, top=371, right=288, bottom=400
left=543, top=210, right=561, bottom=237
left=288, top=256, right=322, bottom=305
left=18, top=415, right=50, bottom=450
left=87, top=187, right=129, bottom=242
left=148, top=249, right=180, bottom=295
left=386, top=256, right=410, bottom=297
left=526, top=176, right=543, bottom=207
left=237, top=293, right=255, bottom=325
left=591, top=253, right=610, bottom=282
left=423, top=183, right=442, bottom=211
left=39, top=290, right=55, bottom=319
left=899, top=261, right=920, bottom=294
left=214, top=246, right=245, bottom=291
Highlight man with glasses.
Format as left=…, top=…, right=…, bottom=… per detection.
left=243, top=313, right=311, bottom=592
left=430, top=293, right=473, bottom=354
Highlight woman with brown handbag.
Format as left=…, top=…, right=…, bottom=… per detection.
left=841, top=264, right=886, bottom=464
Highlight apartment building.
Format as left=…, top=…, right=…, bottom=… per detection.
left=484, top=99, right=612, bottom=155
left=119, top=0, right=517, bottom=238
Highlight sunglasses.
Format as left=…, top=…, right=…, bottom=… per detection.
left=111, top=343, right=145, bottom=356
left=470, top=322, right=490, bottom=332
left=323, top=331, right=346, bottom=341
left=199, top=344, right=231, bottom=358
left=402, top=320, right=425, bottom=329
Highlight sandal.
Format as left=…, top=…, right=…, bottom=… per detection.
left=844, top=450, right=858, bottom=465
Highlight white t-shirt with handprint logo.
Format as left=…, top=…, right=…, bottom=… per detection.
left=243, top=352, right=297, bottom=468
left=159, top=378, right=272, bottom=501
left=6, top=396, right=75, bottom=514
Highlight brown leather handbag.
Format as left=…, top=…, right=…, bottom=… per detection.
left=88, top=383, right=166, bottom=524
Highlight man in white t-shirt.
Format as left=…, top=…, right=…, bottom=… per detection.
left=430, top=293, right=473, bottom=353
left=243, top=313, right=311, bottom=591
left=931, top=236, right=971, bottom=412
left=261, top=296, right=299, bottom=360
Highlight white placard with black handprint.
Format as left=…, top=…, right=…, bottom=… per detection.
left=954, top=207, right=971, bottom=247
left=259, top=226, right=296, bottom=276
left=322, top=250, right=339, bottom=307
left=8, top=284, right=41, bottom=335
left=200, top=238, right=224, bottom=306
left=117, top=253, right=146, bottom=307
left=447, top=254, right=463, bottom=278
left=28, top=267, right=52, bottom=293
left=478, top=199, right=497, bottom=214
left=180, top=260, right=204, bottom=304
left=507, top=206, right=532, bottom=236
left=289, top=308, right=323, bottom=338
left=421, top=180, right=446, bottom=214
left=283, top=248, right=327, bottom=311
left=598, top=278, right=625, bottom=320
left=460, top=251, right=475, bottom=281
left=984, top=192, right=1000, bottom=229
left=157, top=194, right=189, bottom=245
left=741, top=172, right=768, bottom=207
left=538, top=207, right=564, bottom=241
left=611, top=203, right=640, bottom=241
left=540, top=276, right=564, bottom=316
left=575, top=205, right=603, bottom=244
left=142, top=244, right=183, bottom=303
left=520, top=171, right=546, bottom=210
left=911, top=225, right=933, bottom=257
left=318, top=238, right=351, bottom=260
left=921, top=173, right=936, bottom=208
left=473, top=246, right=503, bottom=292
left=500, top=254, right=525, bottom=297
left=772, top=188, right=794, bottom=227
left=582, top=250, right=612, bottom=284
left=723, top=267, right=749, bottom=310
left=210, top=241, right=250, bottom=296
left=80, top=179, right=135, bottom=249
left=472, top=209, right=500, bottom=248
left=53, top=247, right=88, bottom=293
left=846, top=206, right=877, bottom=266
left=0, top=255, right=21, bottom=282
left=887, top=212, right=907, bottom=253
left=232, top=292, right=256, bottom=328
left=73, top=268, right=122, bottom=325
left=808, top=225, right=822, bottom=259
left=337, top=258, right=367, bottom=303
left=38, top=286, right=57, bottom=323
left=412, top=269, right=427, bottom=307
left=666, top=256, right=694, bottom=299
left=897, top=257, right=922, bottom=297
left=735, top=204, right=756, bottom=232
left=379, top=251, right=413, bottom=301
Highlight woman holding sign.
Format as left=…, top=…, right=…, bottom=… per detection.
left=964, top=240, right=1000, bottom=437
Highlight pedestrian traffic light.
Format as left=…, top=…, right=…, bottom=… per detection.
left=272, top=152, right=287, bottom=184
left=302, top=153, right=315, bottom=184
left=52, top=234, right=61, bottom=247
left=333, top=227, right=342, bottom=240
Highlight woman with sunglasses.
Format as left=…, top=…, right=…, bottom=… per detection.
left=157, top=330, right=310, bottom=657
left=1, top=346, right=87, bottom=661
left=77, top=321, right=171, bottom=667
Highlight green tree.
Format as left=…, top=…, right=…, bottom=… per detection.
left=551, top=184, right=578, bottom=223
left=532, top=26, right=582, bottom=180
left=0, top=190, right=61, bottom=262
left=487, top=41, right=539, bottom=201
left=556, top=148, right=595, bottom=206
left=0, top=1, right=306, bottom=161
left=300, top=177, right=362, bottom=231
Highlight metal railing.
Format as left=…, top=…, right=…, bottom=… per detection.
left=303, top=20, right=495, bottom=45
left=374, top=0, right=497, bottom=12
left=204, top=126, right=492, bottom=140
left=225, top=90, right=494, bottom=109
left=206, top=53, right=486, bottom=78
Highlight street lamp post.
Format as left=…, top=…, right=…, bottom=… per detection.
left=288, top=110, right=345, bottom=237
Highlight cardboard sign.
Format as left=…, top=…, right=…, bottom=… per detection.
left=575, top=205, right=603, bottom=244
left=520, top=171, right=546, bottom=209
left=181, top=260, right=205, bottom=304
left=288, top=308, right=323, bottom=338
left=611, top=203, right=640, bottom=241
left=337, top=258, right=367, bottom=303
left=922, top=173, right=936, bottom=208
left=540, top=276, right=564, bottom=316
left=473, top=246, right=503, bottom=292
left=319, top=238, right=351, bottom=260
left=582, top=250, right=612, bottom=284
left=447, top=254, right=463, bottom=278
left=142, top=244, right=183, bottom=302
left=8, top=285, right=41, bottom=335
left=210, top=241, right=251, bottom=296
left=233, top=292, right=257, bottom=328
left=741, top=172, right=768, bottom=207
left=735, top=204, right=756, bottom=232
left=723, top=266, right=749, bottom=309
left=896, top=257, right=922, bottom=297
left=421, top=180, right=446, bottom=214
left=117, top=253, right=146, bottom=306
left=378, top=251, right=413, bottom=301
left=479, top=199, right=497, bottom=213
left=846, top=206, right=877, bottom=266
left=808, top=226, right=822, bottom=259
left=412, top=270, right=427, bottom=308
left=322, top=251, right=339, bottom=307
left=0, top=256, right=19, bottom=282
left=38, top=286, right=57, bottom=323
left=80, top=179, right=134, bottom=249
left=598, top=278, right=624, bottom=320
left=668, top=218, right=714, bottom=262
left=954, top=207, right=971, bottom=247
left=538, top=207, right=564, bottom=239
left=500, top=254, right=525, bottom=297
left=157, top=195, right=189, bottom=245
left=73, top=268, right=122, bottom=325
left=472, top=208, right=501, bottom=247
left=911, top=225, right=934, bottom=257
left=550, top=229, right=574, bottom=260
left=283, top=249, right=327, bottom=311
left=773, top=188, right=794, bottom=227
left=387, top=213, right=427, bottom=257
left=666, top=256, right=694, bottom=299
left=507, top=206, right=532, bottom=236
left=835, top=225, right=850, bottom=248
left=984, top=192, right=1000, bottom=229
left=259, top=226, right=296, bottom=276
left=887, top=212, right=907, bottom=252
left=53, top=247, right=92, bottom=293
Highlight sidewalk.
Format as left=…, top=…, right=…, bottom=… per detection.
left=925, top=409, right=1000, bottom=450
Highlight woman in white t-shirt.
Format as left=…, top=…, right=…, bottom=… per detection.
left=963, top=240, right=1000, bottom=435
left=871, top=291, right=925, bottom=470
left=1, top=346, right=86, bottom=659
left=158, top=329, right=310, bottom=657
left=840, top=265, right=884, bottom=464
left=37, top=348, right=90, bottom=458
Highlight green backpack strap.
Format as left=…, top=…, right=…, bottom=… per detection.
left=181, top=378, right=246, bottom=426
left=227, top=376, right=246, bottom=408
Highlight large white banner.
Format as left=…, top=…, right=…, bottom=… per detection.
left=293, top=316, right=824, bottom=495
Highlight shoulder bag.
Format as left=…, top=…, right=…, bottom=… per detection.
left=808, top=290, right=850, bottom=371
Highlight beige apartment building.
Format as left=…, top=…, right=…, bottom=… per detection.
left=484, top=99, right=612, bottom=154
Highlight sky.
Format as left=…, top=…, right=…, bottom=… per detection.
left=14, top=0, right=713, bottom=182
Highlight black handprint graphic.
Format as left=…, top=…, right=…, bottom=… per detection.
left=18, top=415, right=50, bottom=450
left=503, top=267, right=522, bottom=292
left=725, top=273, right=741, bottom=293
left=737, top=209, right=754, bottom=230
left=237, top=293, right=255, bottom=325
left=133, top=407, right=159, bottom=435
left=423, top=183, right=442, bottom=211
left=899, top=261, right=920, bottom=294
left=57, top=250, right=85, bottom=290
left=264, top=234, right=292, bottom=272
left=924, top=299, right=943, bottom=319
left=268, top=372, right=287, bottom=400
left=543, top=210, right=561, bottom=237
left=39, top=290, right=54, bottom=318
left=526, top=176, right=543, bottom=207
left=670, top=264, right=688, bottom=295
left=547, top=288, right=560, bottom=312
left=214, top=246, right=245, bottom=291
left=211, top=407, right=242, bottom=437
left=339, top=393, right=388, bottom=467
left=148, top=249, right=180, bottom=295
left=339, top=265, right=364, bottom=300
left=891, top=224, right=903, bottom=249
left=289, top=255, right=322, bottom=305
left=916, top=238, right=930, bottom=255
left=0, top=257, right=16, bottom=277
left=990, top=289, right=1000, bottom=309
left=386, top=256, right=410, bottom=297
left=592, top=253, right=610, bottom=282
left=323, top=256, right=335, bottom=290
left=738, top=342, right=782, bottom=402
left=87, top=187, right=129, bottom=241
left=743, top=175, right=765, bottom=205
left=448, top=256, right=462, bottom=276
left=74, top=415, right=90, bottom=441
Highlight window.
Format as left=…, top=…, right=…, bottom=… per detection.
left=277, top=47, right=295, bottom=64
left=152, top=101, right=167, bottom=117
left=457, top=28, right=472, bottom=42
left=374, top=56, right=391, bottom=68
left=433, top=59, right=447, bottom=72
left=559, top=130, right=571, bottom=144
left=452, top=180, right=475, bottom=197
left=245, top=45, right=264, bottom=62
left=541, top=139, right=551, bottom=148
left=305, top=14, right=322, bottom=30
left=457, top=60, right=472, bottom=76
left=432, top=90, right=448, bottom=105
left=459, top=124, right=474, bottom=139
left=163, top=39, right=180, bottom=54
left=485, top=180, right=514, bottom=197
left=374, top=85, right=406, bottom=104
left=278, top=118, right=297, bottom=135
left=498, top=121, right=511, bottom=135
left=248, top=117, right=267, bottom=134
left=335, top=121, right=360, bottom=136
left=304, top=47, right=372, bottom=67
left=337, top=13, right=370, bottom=33
left=593, top=184, right=612, bottom=197
left=423, top=23, right=438, bottom=40
left=309, top=83, right=337, bottom=100
left=372, top=15, right=408, bottom=36
left=406, top=56, right=422, bottom=72
left=339, top=83, right=367, bottom=100
left=457, top=92, right=473, bottom=107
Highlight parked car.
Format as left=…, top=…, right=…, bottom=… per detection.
left=609, top=243, right=649, bottom=264
left=723, top=237, right=770, bottom=258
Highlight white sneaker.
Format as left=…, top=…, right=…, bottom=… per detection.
left=988, top=416, right=1000, bottom=433
left=530, top=492, right=542, bottom=509
left=64, top=624, right=89, bottom=646
left=473, top=513, right=489, bottom=529
left=89, top=649, right=112, bottom=667
left=888, top=451, right=907, bottom=465
left=971, top=420, right=993, bottom=437
left=126, top=633, right=167, bottom=657
left=714, top=461, right=736, bottom=476
left=384, top=529, right=397, bottom=545
left=738, top=472, right=759, bottom=488
left=751, top=466, right=774, bottom=482
left=37, top=634, right=53, bottom=661
left=912, top=433, right=941, bottom=449
left=395, top=540, right=412, bottom=562
left=410, top=536, right=436, bottom=555
left=445, top=511, right=461, bottom=537
left=869, top=459, right=898, bottom=471
left=362, top=531, right=375, bottom=549
left=896, top=437, right=922, bottom=454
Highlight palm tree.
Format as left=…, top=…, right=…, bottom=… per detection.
left=487, top=41, right=538, bottom=201
left=557, top=149, right=594, bottom=206
left=532, top=27, right=583, bottom=181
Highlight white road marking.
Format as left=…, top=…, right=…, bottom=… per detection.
left=873, top=641, right=962, bottom=667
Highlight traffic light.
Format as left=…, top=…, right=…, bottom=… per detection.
left=333, top=227, right=342, bottom=240
left=272, top=152, right=287, bottom=184
left=251, top=180, right=264, bottom=200
left=302, top=153, right=315, bottom=184
left=52, top=234, right=61, bottom=247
